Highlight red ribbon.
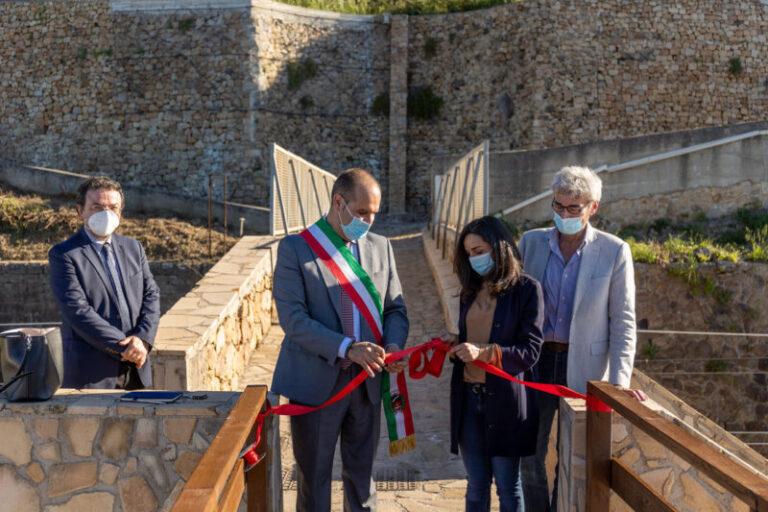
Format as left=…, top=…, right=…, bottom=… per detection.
left=241, top=338, right=610, bottom=469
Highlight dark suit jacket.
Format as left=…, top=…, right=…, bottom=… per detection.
left=450, top=275, right=544, bottom=457
left=270, top=231, right=409, bottom=406
left=49, top=229, right=160, bottom=389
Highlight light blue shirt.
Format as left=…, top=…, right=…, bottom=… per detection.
left=542, top=225, right=591, bottom=343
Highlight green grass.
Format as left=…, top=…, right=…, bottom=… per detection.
left=273, top=0, right=520, bottom=15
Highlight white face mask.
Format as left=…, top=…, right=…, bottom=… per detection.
left=87, top=210, right=120, bottom=237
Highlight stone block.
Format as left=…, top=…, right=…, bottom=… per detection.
left=125, top=457, right=138, bottom=475
left=174, top=450, right=203, bottom=480
left=99, top=463, right=120, bottom=485
left=37, top=442, right=61, bottom=462
left=99, top=418, right=134, bottom=460
left=63, top=417, right=100, bottom=457
left=48, top=461, right=98, bottom=498
left=118, top=476, right=159, bottom=512
left=0, top=465, right=40, bottom=512
left=680, top=473, right=721, bottom=512
left=44, top=492, right=114, bottom=512
left=30, top=418, right=59, bottom=441
left=134, top=418, right=158, bottom=448
left=618, top=447, right=640, bottom=467
left=639, top=467, right=674, bottom=498
left=632, top=428, right=667, bottom=460
left=139, top=450, right=169, bottom=491
left=25, top=462, right=44, bottom=483
left=0, top=418, right=32, bottom=465
left=164, top=417, right=197, bottom=444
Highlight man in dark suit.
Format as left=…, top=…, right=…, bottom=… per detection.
left=271, top=168, right=409, bottom=512
left=49, top=176, right=160, bottom=389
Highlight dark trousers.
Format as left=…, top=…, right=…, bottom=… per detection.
left=521, top=350, right=568, bottom=512
left=459, top=384, right=524, bottom=512
left=115, top=361, right=144, bottom=390
left=290, top=365, right=380, bottom=512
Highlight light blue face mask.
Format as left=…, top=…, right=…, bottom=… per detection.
left=338, top=201, right=371, bottom=241
left=554, top=212, right=583, bottom=235
left=469, top=251, right=494, bottom=276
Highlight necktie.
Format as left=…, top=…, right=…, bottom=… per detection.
left=340, top=286, right=354, bottom=370
left=102, top=242, right=131, bottom=332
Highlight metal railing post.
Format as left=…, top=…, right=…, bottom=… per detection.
left=288, top=159, right=308, bottom=230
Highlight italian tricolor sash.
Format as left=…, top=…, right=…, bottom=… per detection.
left=300, top=218, right=416, bottom=456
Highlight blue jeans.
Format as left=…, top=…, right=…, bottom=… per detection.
left=522, top=349, right=568, bottom=512
left=459, top=384, right=524, bottom=512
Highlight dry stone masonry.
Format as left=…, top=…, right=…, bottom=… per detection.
left=3, top=0, right=768, bottom=213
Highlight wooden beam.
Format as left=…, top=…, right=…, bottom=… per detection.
left=218, top=459, right=245, bottom=512
left=171, top=386, right=267, bottom=512
left=611, top=458, right=675, bottom=512
left=587, top=384, right=613, bottom=512
left=246, top=397, right=270, bottom=512
left=589, top=381, right=768, bottom=512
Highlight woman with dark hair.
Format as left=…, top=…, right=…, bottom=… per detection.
left=439, top=215, right=544, bottom=512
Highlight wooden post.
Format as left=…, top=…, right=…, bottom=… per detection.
left=586, top=381, right=613, bottom=511
left=246, top=398, right=270, bottom=511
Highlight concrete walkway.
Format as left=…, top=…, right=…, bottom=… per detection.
left=241, top=226, right=503, bottom=510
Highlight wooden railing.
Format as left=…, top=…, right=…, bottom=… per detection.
left=171, top=385, right=270, bottom=512
left=586, top=381, right=768, bottom=512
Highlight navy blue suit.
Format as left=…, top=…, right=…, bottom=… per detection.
left=49, top=229, right=160, bottom=389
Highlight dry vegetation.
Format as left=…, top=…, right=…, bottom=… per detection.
left=0, top=187, right=237, bottom=261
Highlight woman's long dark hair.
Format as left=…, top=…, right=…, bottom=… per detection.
left=454, top=216, right=522, bottom=301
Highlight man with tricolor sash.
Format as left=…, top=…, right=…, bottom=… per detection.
left=271, top=168, right=410, bottom=512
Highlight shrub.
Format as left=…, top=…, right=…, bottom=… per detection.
left=287, top=58, right=318, bottom=90
left=408, top=85, right=444, bottom=120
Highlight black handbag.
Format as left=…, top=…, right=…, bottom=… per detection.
left=0, top=327, right=64, bottom=401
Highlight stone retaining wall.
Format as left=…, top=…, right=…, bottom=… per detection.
left=0, top=261, right=210, bottom=324
left=3, top=0, right=768, bottom=213
left=151, top=235, right=276, bottom=391
left=0, top=390, right=239, bottom=512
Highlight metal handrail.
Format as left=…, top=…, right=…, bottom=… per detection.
left=498, top=129, right=768, bottom=217
left=431, top=141, right=489, bottom=257
left=269, top=143, right=337, bottom=237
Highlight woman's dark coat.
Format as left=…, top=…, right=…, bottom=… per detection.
left=449, top=274, right=545, bottom=457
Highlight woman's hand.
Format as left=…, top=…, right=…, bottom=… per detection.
left=436, top=331, right=459, bottom=347
left=385, top=345, right=408, bottom=373
left=448, top=343, right=483, bottom=363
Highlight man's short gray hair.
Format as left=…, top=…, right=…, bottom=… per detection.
left=551, top=166, right=602, bottom=203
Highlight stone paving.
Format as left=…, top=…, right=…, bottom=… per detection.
left=241, top=225, right=504, bottom=510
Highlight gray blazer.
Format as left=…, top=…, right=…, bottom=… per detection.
left=518, top=225, right=636, bottom=394
left=270, top=231, right=409, bottom=406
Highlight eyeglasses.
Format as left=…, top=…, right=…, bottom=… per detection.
left=552, top=199, right=591, bottom=215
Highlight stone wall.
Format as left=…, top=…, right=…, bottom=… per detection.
left=152, top=235, right=276, bottom=391
left=0, top=389, right=240, bottom=512
left=0, top=261, right=210, bottom=324
left=3, top=0, right=768, bottom=214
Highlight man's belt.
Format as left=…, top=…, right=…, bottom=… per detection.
left=542, top=341, right=569, bottom=353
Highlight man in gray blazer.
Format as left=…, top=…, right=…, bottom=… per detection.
left=518, top=166, right=646, bottom=512
left=271, top=168, right=409, bottom=512
left=49, top=176, right=160, bottom=390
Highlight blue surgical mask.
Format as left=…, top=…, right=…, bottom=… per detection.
left=338, top=201, right=371, bottom=241
left=554, top=213, right=583, bottom=235
left=469, top=252, right=494, bottom=276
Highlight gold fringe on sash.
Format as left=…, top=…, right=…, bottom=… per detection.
left=388, top=435, right=416, bottom=457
